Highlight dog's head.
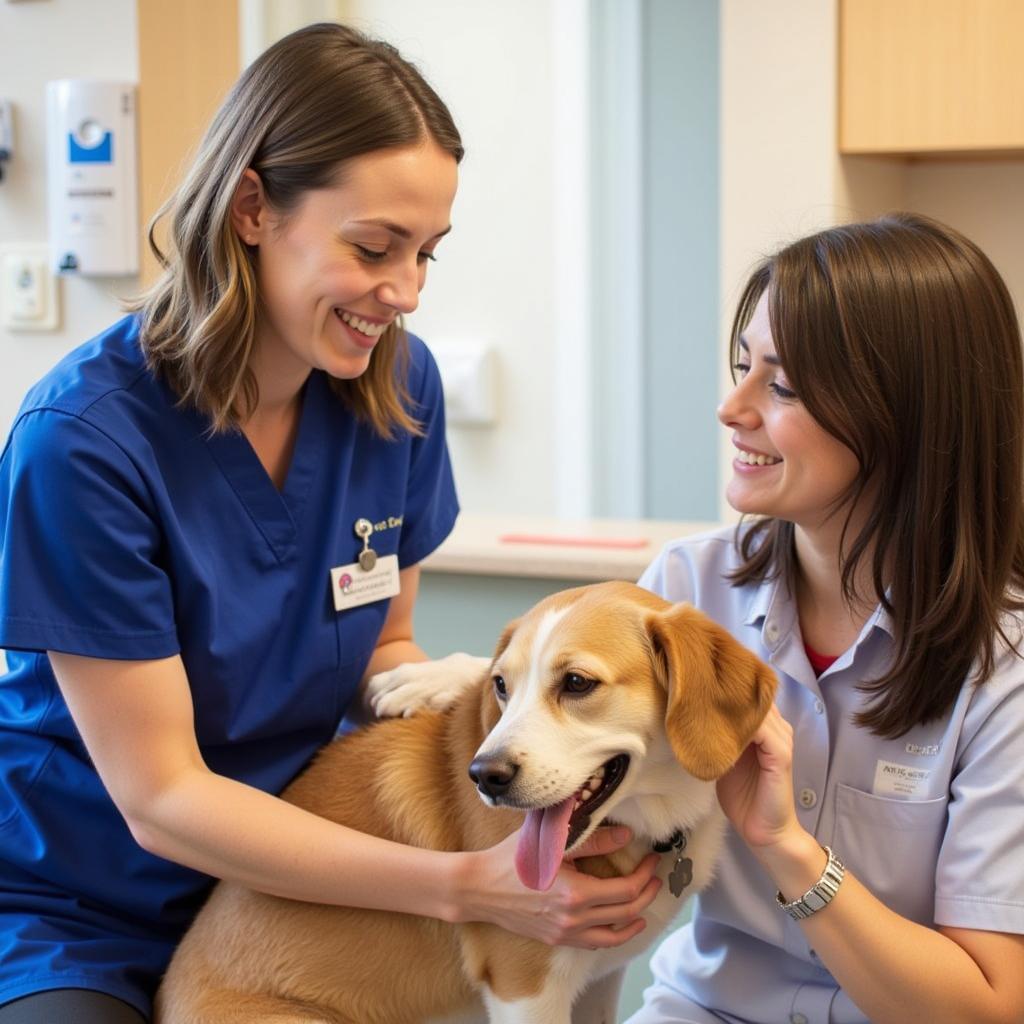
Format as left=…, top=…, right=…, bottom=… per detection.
left=468, top=580, right=776, bottom=890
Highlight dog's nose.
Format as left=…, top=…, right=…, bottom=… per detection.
left=468, top=756, right=519, bottom=799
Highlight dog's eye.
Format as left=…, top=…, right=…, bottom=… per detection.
left=493, top=675, right=507, bottom=698
left=563, top=672, right=597, bottom=696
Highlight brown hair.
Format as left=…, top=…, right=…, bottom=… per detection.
left=728, top=213, right=1024, bottom=737
left=128, top=22, right=463, bottom=436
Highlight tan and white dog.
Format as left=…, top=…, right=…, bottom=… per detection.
left=155, top=581, right=776, bottom=1024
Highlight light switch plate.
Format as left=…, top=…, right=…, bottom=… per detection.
left=1, top=244, right=60, bottom=331
left=430, top=341, right=499, bottom=426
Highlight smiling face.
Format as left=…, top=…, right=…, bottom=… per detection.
left=718, top=290, right=861, bottom=534
left=237, top=140, right=458, bottom=397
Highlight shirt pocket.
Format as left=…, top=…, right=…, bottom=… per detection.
left=833, top=783, right=948, bottom=926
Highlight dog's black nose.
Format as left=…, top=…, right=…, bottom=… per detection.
left=468, top=756, right=519, bottom=799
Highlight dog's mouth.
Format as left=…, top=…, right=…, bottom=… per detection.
left=566, top=753, right=630, bottom=848
left=514, top=754, right=630, bottom=892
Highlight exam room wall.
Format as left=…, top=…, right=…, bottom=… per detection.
left=717, top=0, right=1024, bottom=519
left=333, top=0, right=579, bottom=519
left=1, top=0, right=580, bottom=519
left=0, top=0, right=140, bottom=435
left=2, top=0, right=1023, bottom=520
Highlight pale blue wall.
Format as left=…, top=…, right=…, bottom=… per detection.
left=643, top=0, right=721, bottom=521
left=590, top=0, right=720, bottom=523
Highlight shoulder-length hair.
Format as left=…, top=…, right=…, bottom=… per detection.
left=729, top=213, right=1024, bottom=737
left=128, top=22, right=463, bottom=437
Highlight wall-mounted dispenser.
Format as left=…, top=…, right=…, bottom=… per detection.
left=0, top=101, right=13, bottom=183
left=46, top=80, right=138, bottom=276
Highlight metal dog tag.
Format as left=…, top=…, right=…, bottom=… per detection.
left=669, top=856, right=694, bottom=898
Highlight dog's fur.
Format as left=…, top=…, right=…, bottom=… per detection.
left=154, top=581, right=776, bottom=1024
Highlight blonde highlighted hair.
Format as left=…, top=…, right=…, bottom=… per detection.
left=128, top=22, right=463, bottom=437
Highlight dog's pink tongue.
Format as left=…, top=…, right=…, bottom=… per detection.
left=514, top=796, right=575, bottom=891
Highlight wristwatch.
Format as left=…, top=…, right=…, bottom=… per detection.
left=776, top=845, right=845, bottom=920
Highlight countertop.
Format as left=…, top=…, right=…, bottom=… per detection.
left=421, top=514, right=721, bottom=581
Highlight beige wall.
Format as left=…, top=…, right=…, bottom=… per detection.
left=718, top=0, right=1024, bottom=519
left=904, top=161, right=1024, bottom=314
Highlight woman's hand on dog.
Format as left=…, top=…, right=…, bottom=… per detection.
left=717, top=703, right=811, bottom=856
left=716, top=704, right=835, bottom=913
left=455, top=826, right=662, bottom=948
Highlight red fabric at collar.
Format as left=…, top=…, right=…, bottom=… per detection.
left=804, top=641, right=839, bottom=676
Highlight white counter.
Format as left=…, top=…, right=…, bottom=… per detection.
left=422, top=514, right=720, bottom=582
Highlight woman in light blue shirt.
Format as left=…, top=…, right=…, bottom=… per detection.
left=630, top=214, right=1024, bottom=1024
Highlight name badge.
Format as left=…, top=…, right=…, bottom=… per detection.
left=873, top=759, right=932, bottom=798
left=330, top=554, right=400, bottom=612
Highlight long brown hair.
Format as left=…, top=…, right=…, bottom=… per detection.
left=128, top=22, right=463, bottom=436
left=728, top=213, right=1024, bottom=737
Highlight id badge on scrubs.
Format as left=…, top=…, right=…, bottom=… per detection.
left=330, top=554, right=400, bottom=612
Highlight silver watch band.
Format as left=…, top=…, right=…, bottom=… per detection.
left=776, top=845, right=845, bottom=921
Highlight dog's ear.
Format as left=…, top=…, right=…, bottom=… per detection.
left=647, top=602, right=777, bottom=781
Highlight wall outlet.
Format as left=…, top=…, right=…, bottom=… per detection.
left=1, top=244, right=60, bottom=331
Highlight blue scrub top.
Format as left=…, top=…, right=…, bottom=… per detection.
left=0, top=316, right=458, bottom=1013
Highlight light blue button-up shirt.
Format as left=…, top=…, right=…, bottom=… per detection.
left=636, top=525, right=1024, bottom=1024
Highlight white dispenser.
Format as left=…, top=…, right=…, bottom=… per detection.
left=46, top=80, right=138, bottom=277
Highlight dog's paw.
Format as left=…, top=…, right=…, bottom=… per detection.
left=366, top=652, right=490, bottom=718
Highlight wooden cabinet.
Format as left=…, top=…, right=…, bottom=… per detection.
left=839, top=0, right=1024, bottom=156
left=136, top=0, right=239, bottom=281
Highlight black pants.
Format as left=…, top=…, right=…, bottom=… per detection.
left=0, top=990, right=146, bottom=1024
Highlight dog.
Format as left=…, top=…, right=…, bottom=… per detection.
left=154, top=581, right=776, bottom=1023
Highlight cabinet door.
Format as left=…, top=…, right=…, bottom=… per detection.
left=137, top=0, right=240, bottom=283
left=839, top=0, right=1024, bottom=156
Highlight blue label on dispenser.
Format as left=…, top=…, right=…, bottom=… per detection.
left=68, top=131, right=113, bottom=164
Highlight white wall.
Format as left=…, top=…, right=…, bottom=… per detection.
left=2, top=0, right=590, bottom=520
left=339, top=0, right=587, bottom=518
left=0, top=0, right=139, bottom=435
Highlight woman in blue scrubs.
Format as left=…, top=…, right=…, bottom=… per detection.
left=0, top=23, right=658, bottom=1022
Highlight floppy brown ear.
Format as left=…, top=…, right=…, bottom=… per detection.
left=647, top=602, right=777, bottom=780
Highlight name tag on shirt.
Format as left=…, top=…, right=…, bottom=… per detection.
left=330, top=554, right=400, bottom=612
left=873, top=759, right=932, bottom=798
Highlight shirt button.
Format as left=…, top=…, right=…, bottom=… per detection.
left=814, top=699, right=824, bottom=714
left=765, top=622, right=780, bottom=643
left=790, top=1014, right=809, bottom=1024
left=799, top=788, right=818, bottom=808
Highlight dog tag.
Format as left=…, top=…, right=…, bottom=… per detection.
left=656, top=829, right=693, bottom=899
left=669, top=856, right=694, bottom=898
